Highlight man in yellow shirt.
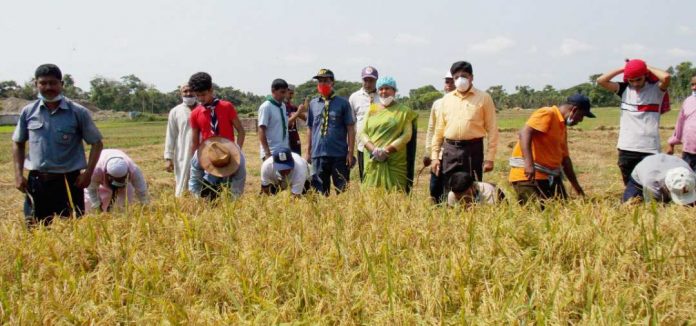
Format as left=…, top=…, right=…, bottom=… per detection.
left=508, top=94, right=593, bottom=204
left=431, top=61, right=499, bottom=194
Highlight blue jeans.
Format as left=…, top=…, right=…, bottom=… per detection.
left=683, top=152, right=696, bottom=171
left=311, top=156, right=350, bottom=196
left=189, top=151, right=246, bottom=200
left=622, top=176, right=668, bottom=203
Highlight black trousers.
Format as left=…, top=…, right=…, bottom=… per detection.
left=24, top=170, right=84, bottom=226
left=512, top=178, right=567, bottom=205
left=357, top=150, right=364, bottom=182
left=617, top=149, right=652, bottom=186
left=442, top=139, right=484, bottom=194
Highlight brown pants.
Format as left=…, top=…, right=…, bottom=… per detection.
left=512, top=178, right=567, bottom=205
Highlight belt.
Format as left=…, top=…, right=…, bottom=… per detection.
left=445, top=138, right=483, bottom=146
left=29, top=170, right=79, bottom=182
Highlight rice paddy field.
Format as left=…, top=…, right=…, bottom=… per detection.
left=0, top=107, right=695, bottom=324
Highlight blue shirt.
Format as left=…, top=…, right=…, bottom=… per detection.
left=307, top=95, right=355, bottom=158
left=12, top=98, right=103, bottom=173
left=257, top=99, right=290, bottom=158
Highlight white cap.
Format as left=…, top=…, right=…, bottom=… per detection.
left=445, top=71, right=453, bottom=79
left=665, top=167, right=696, bottom=205
left=106, top=157, right=129, bottom=178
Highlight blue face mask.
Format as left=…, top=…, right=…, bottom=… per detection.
left=692, top=91, right=696, bottom=97
left=38, top=92, right=64, bottom=103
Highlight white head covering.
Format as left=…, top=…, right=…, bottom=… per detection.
left=106, top=157, right=129, bottom=178
left=665, top=167, right=696, bottom=205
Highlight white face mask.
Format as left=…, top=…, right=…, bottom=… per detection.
left=454, top=77, right=470, bottom=92
left=38, top=93, right=64, bottom=103
left=692, top=90, right=696, bottom=97
left=379, top=96, right=394, bottom=106
left=182, top=96, right=197, bottom=107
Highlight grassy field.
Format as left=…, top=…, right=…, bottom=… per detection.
left=1, top=107, right=695, bottom=324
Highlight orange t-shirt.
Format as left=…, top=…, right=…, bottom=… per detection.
left=508, top=106, right=568, bottom=182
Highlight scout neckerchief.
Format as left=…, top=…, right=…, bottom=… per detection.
left=205, top=98, right=220, bottom=135
left=320, top=93, right=335, bottom=137
left=266, top=95, right=287, bottom=140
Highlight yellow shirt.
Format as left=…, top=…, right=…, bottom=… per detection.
left=431, top=88, right=499, bottom=160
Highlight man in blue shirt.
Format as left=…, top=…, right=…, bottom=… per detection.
left=12, top=64, right=104, bottom=226
left=305, top=69, right=356, bottom=195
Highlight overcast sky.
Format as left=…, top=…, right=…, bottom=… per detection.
left=1, top=0, right=694, bottom=96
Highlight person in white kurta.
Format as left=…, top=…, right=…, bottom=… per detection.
left=164, top=85, right=197, bottom=196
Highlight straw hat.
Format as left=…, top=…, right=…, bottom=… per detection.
left=197, top=136, right=241, bottom=177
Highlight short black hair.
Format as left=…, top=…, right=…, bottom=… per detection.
left=271, top=78, right=289, bottom=91
left=449, top=172, right=475, bottom=193
left=450, top=61, right=473, bottom=76
left=35, top=64, right=62, bottom=80
left=188, top=72, right=213, bottom=92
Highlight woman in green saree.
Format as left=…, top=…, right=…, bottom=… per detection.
left=360, top=76, right=418, bottom=191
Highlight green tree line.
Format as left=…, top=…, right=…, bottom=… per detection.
left=1, top=61, right=693, bottom=114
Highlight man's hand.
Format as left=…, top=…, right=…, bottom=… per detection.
left=15, top=174, right=27, bottom=193
left=483, top=160, right=494, bottom=173
left=431, top=159, right=441, bottom=176
left=346, top=154, right=354, bottom=168
left=666, top=145, right=675, bottom=155
left=422, top=156, right=432, bottom=167
left=165, top=159, right=174, bottom=173
left=524, top=162, right=535, bottom=181
left=75, top=171, right=92, bottom=188
left=298, top=103, right=308, bottom=114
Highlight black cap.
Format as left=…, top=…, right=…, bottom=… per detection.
left=450, top=61, right=473, bottom=76
left=313, top=68, right=335, bottom=80
left=566, top=94, right=595, bottom=118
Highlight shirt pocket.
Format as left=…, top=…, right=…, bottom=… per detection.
left=55, top=126, right=77, bottom=145
left=328, top=111, right=339, bottom=128
left=27, top=121, right=44, bottom=143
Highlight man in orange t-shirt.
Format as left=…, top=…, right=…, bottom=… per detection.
left=508, top=94, right=594, bottom=204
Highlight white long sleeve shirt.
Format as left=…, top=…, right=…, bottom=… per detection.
left=164, top=103, right=194, bottom=197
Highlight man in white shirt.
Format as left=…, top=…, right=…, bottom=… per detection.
left=164, top=84, right=197, bottom=197
left=261, top=147, right=310, bottom=196
left=349, top=66, right=379, bottom=181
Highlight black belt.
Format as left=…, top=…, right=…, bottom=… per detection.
left=445, top=138, right=483, bottom=146
left=29, top=170, right=79, bottom=182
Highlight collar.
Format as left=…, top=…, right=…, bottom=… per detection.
left=361, top=88, right=377, bottom=96
left=204, top=98, right=220, bottom=110
left=318, top=93, right=335, bottom=102
left=552, top=106, right=565, bottom=123
left=453, top=86, right=476, bottom=99
left=39, top=98, right=70, bottom=112
left=266, top=95, right=283, bottom=107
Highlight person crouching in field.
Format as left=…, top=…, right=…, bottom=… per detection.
left=622, top=153, right=696, bottom=206
left=189, top=136, right=246, bottom=200
left=85, top=149, right=149, bottom=212
left=596, top=59, right=671, bottom=186
left=447, top=172, right=505, bottom=207
left=12, top=64, right=103, bottom=227
left=260, top=148, right=311, bottom=196
left=667, top=73, right=696, bottom=171
left=508, top=94, right=594, bottom=204
left=187, top=72, right=247, bottom=199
